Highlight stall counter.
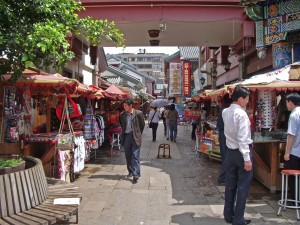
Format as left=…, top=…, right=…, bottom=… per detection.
left=253, top=140, right=284, bottom=193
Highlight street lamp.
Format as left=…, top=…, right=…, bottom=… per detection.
left=200, top=77, right=206, bottom=85
left=222, top=59, right=231, bottom=72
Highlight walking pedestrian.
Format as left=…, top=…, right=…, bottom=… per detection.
left=222, top=86, right=253, bottom=225
left=164, top=105, right=170, bottom=140
left=161, top=106, right=167, bottom=136
left=148, top=106, right=160, bottom=141
left=167, top=104, right=179, bottom=142
left=283, top=92, right=300, bottom=201
left=217, top=93, right=232, bottom=184
left=120, top=98, right=145, bottom=184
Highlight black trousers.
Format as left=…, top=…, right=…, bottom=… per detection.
left=151, top=122, right=159, bottom=141
left=284, top=154, right=300, bottom=200
left=224, top=147, right=253, bottom=225
left=191, top=123, right=197, bottom=139
left=218, top=130, right=227, bottom=183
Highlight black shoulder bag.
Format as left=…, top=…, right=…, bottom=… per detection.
left=149, top=111, right=157, bottom=129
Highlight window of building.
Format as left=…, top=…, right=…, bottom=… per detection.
left=152, top=64, right=161, bottom=69
left=152, top=57, right=161, bottom=62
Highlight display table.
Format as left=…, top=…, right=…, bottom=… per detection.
left=253, top=140, right=283, bottom=193
left=22, top=131, right=86, bottom=178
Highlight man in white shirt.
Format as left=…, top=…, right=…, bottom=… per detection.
left=284, top=93, right=300, bottom=201
left=222, top=86, right=253, bottom=225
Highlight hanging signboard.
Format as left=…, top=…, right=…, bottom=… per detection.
left=169, top=63, right=182, bottom=95
left=182, top=62, right=191, bottom=96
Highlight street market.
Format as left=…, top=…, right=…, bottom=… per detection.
left=1, top=0, right=300, bottom=224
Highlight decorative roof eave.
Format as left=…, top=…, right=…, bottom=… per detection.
left=164, top=51, right=180, bottom=62
left=107, top=65, right=144, bottom=87
left=119, top=64, right=156, bottom=82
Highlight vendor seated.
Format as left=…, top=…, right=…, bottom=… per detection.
left=106, top=122, right=122, bottom=144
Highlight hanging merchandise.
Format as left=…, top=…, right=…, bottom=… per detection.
left=38, top=97, right=48, bottom=115
left=256, top=90, right=275, bottom=129
left=56, top=89, right=82, bottom=120
left=66, top=89, right=82, bottom=118
left=56, top=96, right=75, bottom=150
left=3, top=86, right=21, bottom=143
left=83, top=99, right=96, bottom=140
left=4, top=119, right=19, bottom=143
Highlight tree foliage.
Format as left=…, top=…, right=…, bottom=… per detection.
left=0, top=0, right=125, bottom=82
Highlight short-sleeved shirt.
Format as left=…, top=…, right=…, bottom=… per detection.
left=287, top=106, right=300, bottom=157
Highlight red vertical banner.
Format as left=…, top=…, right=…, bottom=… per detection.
left=182, top=62, right=191, bottom=96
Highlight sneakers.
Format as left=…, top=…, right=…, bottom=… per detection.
left=126, top=173, right=133, bottom=178
left=132, top=176, right=139, bottom=184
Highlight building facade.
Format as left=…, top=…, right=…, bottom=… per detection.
left=115, top=49, right=168, bottom=96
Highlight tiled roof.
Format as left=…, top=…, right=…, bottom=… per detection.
left=106, top=54, right=155, bottom=82
left=179, top=47, right=200, bottom=60
left=164, top=51, right=180, bottom=62
left=106, top=65, right=144, bottom=88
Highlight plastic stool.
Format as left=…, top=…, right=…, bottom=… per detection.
left=277, top=169, right=300, bottom=220
left=157, top=144, right=171, bottom=158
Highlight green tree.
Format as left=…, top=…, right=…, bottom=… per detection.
left=0, top=0, right=125, bottom=82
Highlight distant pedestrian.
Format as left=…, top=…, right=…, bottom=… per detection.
left=217, top=93, right=232, bottom=184
left=191, top=110, right=199, bottom=140
left=148, top=106, right=160, bottom=141
left=167, top=104, right=179, bottom=142
left=120, top=98, right=145, bottom=184
left=161, top=106, right=167, bottom=136
left=164, top=106, right=170, bottom=140
left=283, top=93, right=300, bottom=201
left=222, top=86, right=253, bottom=225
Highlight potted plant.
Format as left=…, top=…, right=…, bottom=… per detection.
left=0, top=155, right=26, bottom=175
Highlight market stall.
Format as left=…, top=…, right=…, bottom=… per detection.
left=0, top=70, right=102, bottom=182
left=226, top=80, right=300, bottom=193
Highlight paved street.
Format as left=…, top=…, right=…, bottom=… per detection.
left=70, top=122, right=297, bottom=225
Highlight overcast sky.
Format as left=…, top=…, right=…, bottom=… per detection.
left=104, top=47, right=179, bottom=55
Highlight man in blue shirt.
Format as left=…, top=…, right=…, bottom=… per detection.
left=284, top=93, right=300, bottom=201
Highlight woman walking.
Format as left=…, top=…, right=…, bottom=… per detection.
left=148, top=106, right=160, bottom=141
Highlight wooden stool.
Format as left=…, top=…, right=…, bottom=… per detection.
left=277, top=169, right=300, bottom=220
left=157, top=144, right=171, bottom=158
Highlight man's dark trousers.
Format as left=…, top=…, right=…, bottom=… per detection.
left=123, top=132, right=140, bottom=177
left=218, top=129, right=227, bottom=183
left=224, top=148, right=253, bottom=225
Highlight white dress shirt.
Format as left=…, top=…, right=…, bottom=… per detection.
left=222, top=103, right=253, bottom=161
left=148, top=109, right=160, bottom=123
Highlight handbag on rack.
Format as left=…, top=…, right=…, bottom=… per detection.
left=56, top=90, right=82, bottom=120
left=56, top=96, right=75, bottom=150
left=148, top=111, right=157, bottom=129
left=66, top=90, right=82, bottom=118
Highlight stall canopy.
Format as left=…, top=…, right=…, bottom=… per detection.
left=229, top=80, right=300, bottom=92
left=105, top=84, right=129, bottom=99
left=1, top=72, right=80, bottom=94
left=190, top=90, right=211, bottom=102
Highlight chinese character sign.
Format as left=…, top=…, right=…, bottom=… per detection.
left=169, top=63, right=182, bottom=95
left=182, top=62, right=191, bottom=96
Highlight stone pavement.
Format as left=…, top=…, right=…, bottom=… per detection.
left=69, top=122, right=298, bottom=225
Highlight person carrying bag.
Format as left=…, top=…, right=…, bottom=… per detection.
left=148, top=107, right=160, bottom=141
left=148, top=110, right=156, bottom=129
